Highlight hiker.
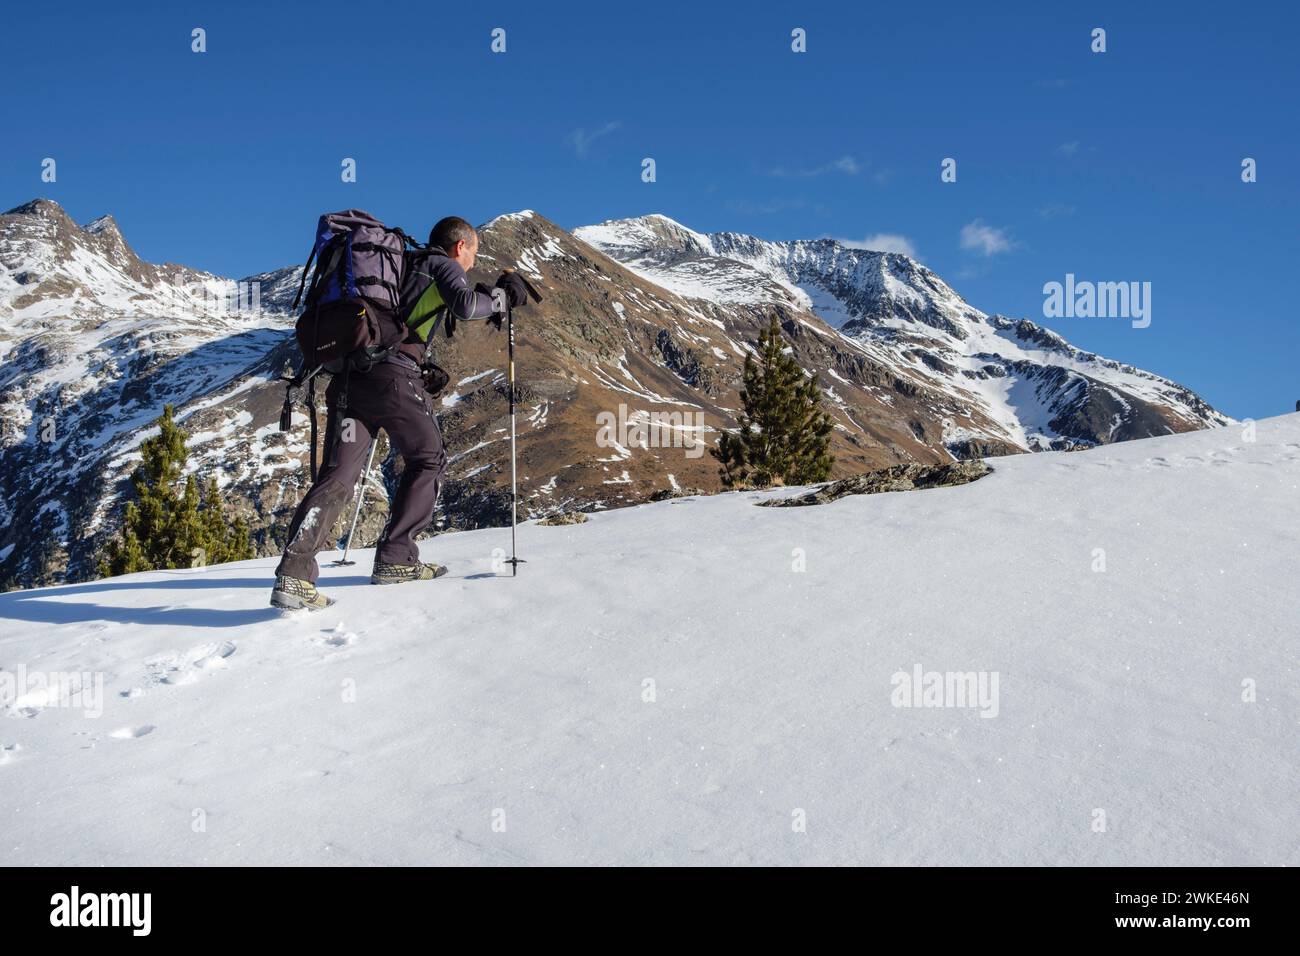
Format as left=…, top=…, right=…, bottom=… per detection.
left=271, top=216, right=530, bottom=610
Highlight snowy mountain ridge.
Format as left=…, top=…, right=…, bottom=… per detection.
left=575, top=214, right=1231, bottom=452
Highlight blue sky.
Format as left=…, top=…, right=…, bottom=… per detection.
left=3, top=0, right=1296, bottom=419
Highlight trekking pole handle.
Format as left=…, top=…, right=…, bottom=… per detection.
left=501, top=267, right=544, bottom=304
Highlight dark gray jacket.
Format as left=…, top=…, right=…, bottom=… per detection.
left=396, top=248, right=496, bottom=364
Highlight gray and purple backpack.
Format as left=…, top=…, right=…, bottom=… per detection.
left=290, top=209, right=420, bottom=373
left=280, top=209, right=424, bottom=480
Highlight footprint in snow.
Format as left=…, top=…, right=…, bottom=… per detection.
left=110, top=725, right=155, bottom=740
left=0, top=743, right=20, bottom=765
left=318, top=624, right=358, bottom=648
left=144, top=641, right=236, bottom=688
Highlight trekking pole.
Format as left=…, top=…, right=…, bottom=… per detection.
left=491, top=289, right=524, bottom=576
left=493, top=271, right=543, bottom=576
left=333, top=435, right=379, bottom=567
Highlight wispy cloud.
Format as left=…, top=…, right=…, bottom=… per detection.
left=567, top=121, right=621, bottom=158
left=960, top=220, right=1016, bottom=257
left=833, top=233, right=919, bottom=258
left=1037, top=202, right=1076, bottom=220
left=767, top=155, right=862, bottom=178
left=1055, top=141, right=1081, bottom=157
left=727, top=197, right=808, bottom=215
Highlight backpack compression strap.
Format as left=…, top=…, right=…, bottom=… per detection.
left=290, top=242, right=320, bottom=311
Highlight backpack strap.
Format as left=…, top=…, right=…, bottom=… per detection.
left=392, top=227, right=427, bottom=251
left=327, top=364, right=352, bottom=470
left=290, top=242, right=319, bottom=311
left=296, top=235, right=347, bottom=311
left=306, top=374, right=320, bottom=482
left=278, top=363, right=324, bottom=481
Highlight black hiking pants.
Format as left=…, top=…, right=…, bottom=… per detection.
left=276, top=360, right=447, bottom=583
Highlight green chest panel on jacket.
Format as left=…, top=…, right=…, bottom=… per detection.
left=406, top=283, right=446, bottom=342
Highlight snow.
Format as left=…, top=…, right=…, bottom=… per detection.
left=457, top=369, right=497, bottom=387
left=483, top=210, right=536, bottom=228
left=1, top=416, right=1296, bottom=865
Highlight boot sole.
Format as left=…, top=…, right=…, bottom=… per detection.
left=370, top=567, right=448, bottom=585
left=270, top=590, right=335, bottom=611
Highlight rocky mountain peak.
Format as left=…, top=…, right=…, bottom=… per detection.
left=80, top=213, right=140, bottom=268
left=4, top=197, right=73, bottom=221
left=83, top=213, right=118, bottom=234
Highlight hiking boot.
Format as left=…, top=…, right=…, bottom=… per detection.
left=371, top=561, right=448, bottom=585
left=270, top=575, right=335, bottom=611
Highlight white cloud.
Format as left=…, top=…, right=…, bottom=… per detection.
left=768, top=155, right=862, bottom=177
left=1055, top=141, right=1080, bottom=157
left=1037, top=202, right=1076, bottom=220
left=568, top=121, right=621, bottom=158
left=834, top=233, right=919, bottom=258
left=960, top=220, right=1016, bottom=257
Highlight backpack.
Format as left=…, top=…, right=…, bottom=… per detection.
left=291, top=209, right=419, bottom=373
left=279, top=209, right=423, bottom=479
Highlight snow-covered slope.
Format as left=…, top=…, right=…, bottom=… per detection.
left=1, top=415, right=1295, bottom=866
left=575, top=215, right=1231, bottom=454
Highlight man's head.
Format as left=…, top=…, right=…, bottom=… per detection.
left=429, top=216, right=478, bottom=271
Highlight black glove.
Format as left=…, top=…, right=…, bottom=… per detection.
left=421, top=362, right=450, bottom=398
left=495, top=271, right=529, bottom=309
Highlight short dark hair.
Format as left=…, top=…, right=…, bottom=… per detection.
left=429, top=216, right=476, bottom=252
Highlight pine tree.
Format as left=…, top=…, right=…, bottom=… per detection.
left=99, top=405, right=254, bottom=576
left=711, top=316, right=835, bottom=488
